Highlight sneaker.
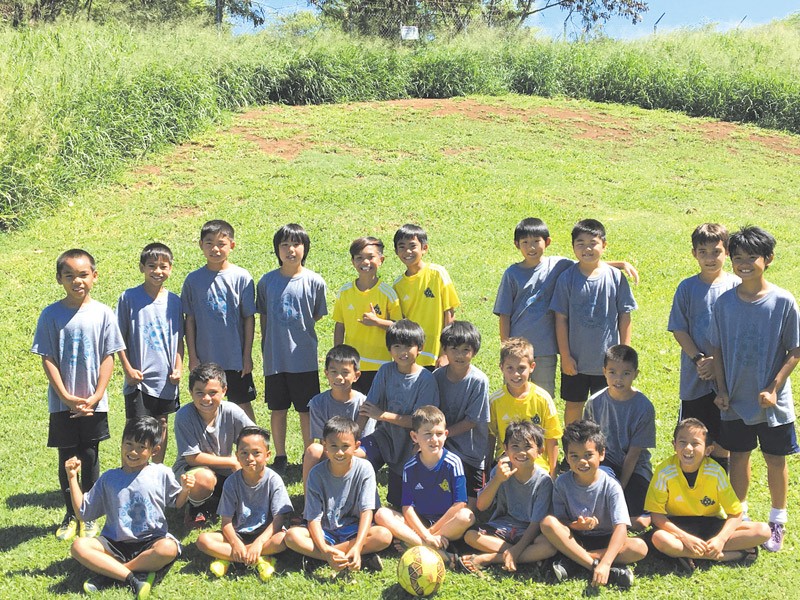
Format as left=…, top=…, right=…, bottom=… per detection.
left=763, top=522, right=785, bottom=552
left=551, top=555, right=581, bottom=582
left=301, top=555, right=321, bottom=573
left=272, top=455, right=288, bottom=476
left=607, top=566, right=634, bottom=589
left=362, top=553, right=383, bottom=572
left=83, top=575, right=115, bottom=593
left=127, top=572, right=155, bottom=599
left=184, top=504, right=211, bottom=530
left=80, top=520, right=99, bottom=538
left=209, top=559, right=230, bottom=578
left=254, top=557, right=276, bottom=581
left=55, top=514, right=78, bottom=541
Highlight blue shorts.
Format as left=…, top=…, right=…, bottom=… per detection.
left=323, top=523, right=360, bottom=546
left=478, top=523, right=525, bottom=544
left=719, top=419, right=799, bottom=455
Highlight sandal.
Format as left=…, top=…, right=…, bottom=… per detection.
left=457, top=554, right=486, bottom=578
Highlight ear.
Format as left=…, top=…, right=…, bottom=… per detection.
left=421, top=243, right=429, bottom=252
left=354, top=440, right=361, bottom=450
left=765, top=253, right=774, bottom=267
left=704, top=443, right=714, bottom=457
left=514, top=240, right=521, bottom=249
left=409, top=430, right=419, bottom=445
left=544, top=237, right=552, bottom=248
left=378, top=255, right=385, bottom=265
left=353, top=369, right=362, bottom=382
left=139, top=263, right=146, bottom=274
left=229, top=240, right=236, bottom=250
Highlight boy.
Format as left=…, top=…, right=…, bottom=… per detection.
left=32, top=249, right=126, bottom=540
left=333, top=237, right=402, bottom=394
left=302, top=345, right=374, bottom=484
left=374, top=406, right=474, bottom=566
left=709, top=226, right=800, bottom=551
left=551, top=219, right=637, bottom=425
left=433, top=321, right=490, bottom=509
left=359, top=319, right=440, bottom=507
left=461, top=420, right=557, bottom=574
left=541, top=420, right=647, bottom=589
left=66, top=417, right=192, bottom=598
left=257, top=223, right=328, bottom=474
left=584, top=345, right=655, bottom=530
left=668, top=223, right=739, bottom=471
left=393, top=224, right=460, bottom=369
left=285, top=417, right=392, bottom=572
left=646, top=418, right=770, bottom=572
left=116, top=243, right=184, bottom=464
left=196, top=426, right=293, bottom=581
left=173, top=363, right=255, bottom=528
left=495, top=217, right=638, bottom=397
left=488, top=337, right=562, bottom=478
left=182, top=220, right=257, bottom=421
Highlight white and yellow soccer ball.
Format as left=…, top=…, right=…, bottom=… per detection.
left=396, top=546, right=446, bottom=597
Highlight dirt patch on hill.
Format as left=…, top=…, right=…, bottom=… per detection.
left=230, top=126, right=313, bottom=160
left=749, top=133, right=800, bottom=156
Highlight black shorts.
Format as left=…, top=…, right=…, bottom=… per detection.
left=600, top=463, right=650, bottom=517
left=560, top=373, right=606, bottom=404
left=462, top=462, right=486, bottom=500
left=665, top=516, right=726, bottom=540
left=47, top=411, right=109, bottom=448
left=573, top=531, right=613, bottom=551
left=719, top=419, right=799, bottom=455
left=98, top=534, right=180, bottom=563
left=476, top=523, right=525, bottom=544
left=224, top=370, right=257, bottom=404
left=264, top=371, right=319, bottom=412
left=238, top=524, right=268, bottom=545
left=352, top=370, right=378, bottom=396
left=680, top=392, right=722, bottom=446
left=124, top=390, right=179, bottom=420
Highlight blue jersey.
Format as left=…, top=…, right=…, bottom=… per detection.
left=401, top=449, right=467, bottom=518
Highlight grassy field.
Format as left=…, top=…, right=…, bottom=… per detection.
left=2, top=94, right=800, bottom=598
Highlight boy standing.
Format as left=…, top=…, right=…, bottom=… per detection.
left=393, top=224, right=460, bottom=369
left=117, top=243, right=184, bottom=464
left=32, top=249, right=126, bottom=540
left=551, top=219, right=637, bottom=425
left=67, top=417, right=192, bottom=598
left=333, top=237, right=402, bottom=394
left=668, top=223, right=739, bottom=471
left=257, top=223, right=328, bottom=474
left=182, top=220, right=257, bottom=421
left=709, top=226, right=800, bottom=551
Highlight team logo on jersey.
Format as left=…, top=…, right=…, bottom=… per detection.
left=532, top=415, right=541, bottom=425
left=439, top=480, right=450, bottom=492
left=373, top=305, right=382, bottom=315
left=700, top=496, right=715, bottom=507
left=424, top=287, right=435, bottom=298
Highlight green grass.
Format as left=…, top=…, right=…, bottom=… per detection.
left=2, top=94, right=800, bottom=598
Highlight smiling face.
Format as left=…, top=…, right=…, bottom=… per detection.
left=323, top=431, right=359, bottom=467
left=673, top=426, right=711, bottom=474
left=351, top=244, right=384, bottom=280
left=121, top=437, right=155, bottom=472
left=603, top=359, right=638, bottom=400
left=324, top=360, right=360, bottom=398
left=237, top=434, right=270, bottom=476
left=190, top=378, right=227, bottom=421
left=395, top=236, right=427, bottom=271
left=140, top=256, right=172, bottom=292
left=692, top=240, right=727, bottom=280
left=278, top=239, right=306, bottom=272
left=566, top=440, right=604, bottom=483
left=504, top=435, right=540, bottom=470
left=501, top=354, right=535, bottom=394
left=572, top=232, right=607, bottom=266
left=516, top=235, right=550, bottom=267
left=443, top=343, right=475, bottom=376
left=410, top=422, right=447, bottom=460
left=730, top=248, right=772, bottom=283
left=57, top=256, right=98, bottom=307
left=390, top=343, right=420, bottom=373
left=200, top=232, right=234, bottom=270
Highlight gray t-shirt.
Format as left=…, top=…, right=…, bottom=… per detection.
left=256, top=268, right=328, bottom=375
left=217, top=468, right=293, bottom=534
left=487, top=464, right=553, bottom=530
left=304, top=457, right=380, bottom=531
left=31, top=299, right=126, bottom=413
left=181, top=264, right=256, bottom=371
left=550, top=263, right=637, bottom=376
left=709, top=285, right=800, bottom=426
left=433, top=365, right=490, bottom=469
left=308, top=390, right=374, bottom=441
left=172, top=401, right=255, bottom=477
left=584, top=388, right=656, bottom=479
left=79, top=463, right=181, bottom=542
left=493, top=257, right=573, bottom=356
left=116, top=285, right=183, bottom=399
left=366, top=363, right=440, bottom=473
left=668, top=273, right=739, bottom=401
left=552, top=469, right=631, bottom=536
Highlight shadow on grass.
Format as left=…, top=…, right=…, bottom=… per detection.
left=381, top=582, right=418, bottom=599
left=0, top=524, right=52, bottom=551
left=6, top=557, right=77, bottom=594
left=6, top=490, right=62, bottom=510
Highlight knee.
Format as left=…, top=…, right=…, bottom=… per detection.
left=191, top=468, right=217, bottom=495
left=153, top=538, right=179, bottom=561
left=283, top=526, right=305, bottom=550
left=650, top=530, right=671, bottom=552
left=373, top=525, right=393, bottom=546
left=304, top=443, right=324, bottom=462
left=763, top=453, right=787, bottom=469
left=627, top=538, right=649, bottom=561
left=374, top=507, right=393, bottom=526
left=196, top=532, right=213, bottom=552
left=463, top=529, right=479, bottom=545
left=457, top=507, right=475, bottom=526
left=539, top=515, right=558, bottom=533
left=70, top=537, right=89, bottom=559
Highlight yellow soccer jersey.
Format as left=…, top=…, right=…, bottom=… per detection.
left=488, top=384, right=563, bottom=469
left=393, top=263, right=460, bottom=367
left=645, top=455, right=741, bottom=518
left=332, top=279, right=402, bottom=372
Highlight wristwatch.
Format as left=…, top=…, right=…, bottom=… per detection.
left=691, top=352, right=706, bottom=364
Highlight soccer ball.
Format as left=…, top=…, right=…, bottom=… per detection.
left=396, top=546, right=446, bottom=597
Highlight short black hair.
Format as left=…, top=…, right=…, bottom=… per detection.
left=604, top=344, right=638, bottom=370
left=411, top=405, right=446, bottom=432
left=56, top=249, right=96, bottom=276
left=273, top=223, right=310, bottom=266
left=562, top=419, right=606, bottom=455
left=200, top=219, right=235, bottom=241
left=440, top=320, right=481, bottom=354
left=386, top=319, right=425, bottom=351
left=673, top=418, right=710, bottom=444
left=571, top=219, right=606, bottom=243
left=350, top=236, right=384, bottom=258
left=236, top=425, right=271, bottom=447
left=140, top=242, right=173, bottom=265
left=393, top=224, right=428, bottom=250
left=691, top=223, right=729, bottom=250
left=122, top=416, right=162, bottom=448
left=503, top=420, right=544, bottom=451
left=325, top=344, right=361, bottom=371
left=322, top=415, right=361, bottom=441
left=728, top=226, right=776, bottom=261
left=514, top=217, right=550, bottom=243
left=188, top=362, right=227, bottom=391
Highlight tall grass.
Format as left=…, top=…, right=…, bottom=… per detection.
left=2, top=17, right=799, bottom=228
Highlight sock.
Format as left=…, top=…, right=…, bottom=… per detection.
left=740, top=501, right=749, bottom=517
left=769, top=508, right=788, bottom=525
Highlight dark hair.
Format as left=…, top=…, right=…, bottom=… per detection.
left=411, top=405, right=446, bottom=431
left=691, top=223, right=729, bottom=250
left=440, top=320, right=481, bottom=354
left=122, top=416, right=162, bottom=448
left=728, top=226, right=776, bottom=261
left=236, top=425, right=271, bottom=447
left=514, top=217, right=550, bottom=243
left=393, top=224, right=428, bottom=250
left=188, top=362, right=227, bottom=391
left=500, top=337, right=534, bottom=365
left=140, top=242, right=173, bottom=265
left=349, top=236, right=384, bottom=258
left=273, top=223, right=310, bottom=266
left=503, top=420, right=544, bottom=451
left=56, top=249, right=96, bottom=276
left=562, top=419, right=606, bottom=455
left=673, top=418, right=709, bottom=444
left=604, top=344, right=638, bottom=370
left=325, top=344, right=361, bottom=371
left=200, top=219, right=235, bottom=241
left=386, top=319, right=425, bottom=351
left=322, top=415, right=361, bottom=441
left=571, top=219, right=606, bottom=243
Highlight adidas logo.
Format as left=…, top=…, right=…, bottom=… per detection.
left=348, top=304, right=355, bottom=311
left=415, top=483, right=424, bottom=490
left=403, top=294, right=411, bottom=301
left=424, top=287, right=435, bottom=298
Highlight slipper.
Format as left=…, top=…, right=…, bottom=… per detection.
left=393, top=539, right=407, bottom=554
left=457, top=554, right=485, bottom=578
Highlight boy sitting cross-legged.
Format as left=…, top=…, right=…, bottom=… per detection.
left=67, top=417, right=193, bottom=598
left=196, top=426, right=293, bottom=582
left=461, top=420, right=557, bottom=575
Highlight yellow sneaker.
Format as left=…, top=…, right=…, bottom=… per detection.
left=209, top=559, right=230, bottom=578
left=80, top=520, right=99, bottom=538
left=255, top=557, right=276, bottom=582
left=55, top=515, right=78, bottom=541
